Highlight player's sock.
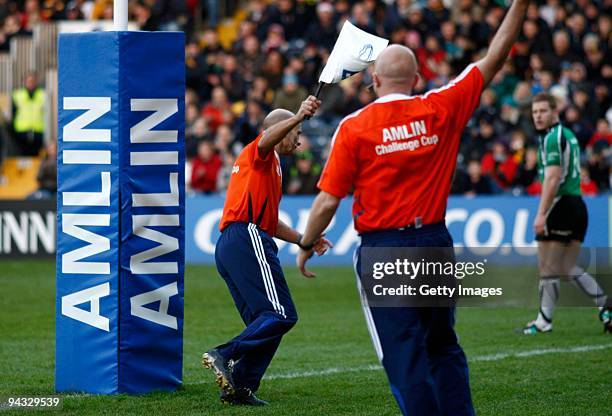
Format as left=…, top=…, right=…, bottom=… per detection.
left=568, top=267, right=608, bottom=308
left=536, top=277, right=559, bottom=327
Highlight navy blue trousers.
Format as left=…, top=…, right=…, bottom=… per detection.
left=214, top=222, right=297, bottom=392
left=356, top=223, right=474, bottom=416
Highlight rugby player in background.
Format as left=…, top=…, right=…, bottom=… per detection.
left=522, top=92, right=612, bottom=334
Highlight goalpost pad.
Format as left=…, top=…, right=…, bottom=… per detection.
left=56, top=31, right=185, bottom=394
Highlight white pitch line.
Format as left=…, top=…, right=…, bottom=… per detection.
left=185, top=343, right=612, bottom=385
left=59, top=343, right=612, bottom=396
left=264, top=364, right=382, bottom=380
left=261, top=342, right=612, bottom=381
left=469, top=343, right=612, bottom=362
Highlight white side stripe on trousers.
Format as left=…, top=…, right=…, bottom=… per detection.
left=250, top=224, right=286, bottom=317
left=247, top=223, right=286, bottom=317
left=247, top=224, right=277, bottom=313
left=353, top=248, right=384, bottom=361
left=253, top=226, right=286, bottom=317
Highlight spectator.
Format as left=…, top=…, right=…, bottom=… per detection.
left=513, top=147, right=541, bottom=195
left=305, top=1, right=336, bottom=52
left=286, top=150, right=321, bottom=195
left=384, top=0, right=410, bottom=31
left=417, top=34, right=447, bottom=82
left=580, top=165, right=599, bottom=197
left=191, top=140, right=222, bottom=194
left=248, top=0, right=279, bottom=41
left=185, top=102, right=200, bottom=132
left=201, top=86, right=232, bottom=135
left=262, top=23, right=287, bottom=53
left=237, top=35, right=265, bottom=84
left=29, top=141, right=57, bottom=199
left=234, top=99, right=265, bottom=148
left=588, top=119, right=612, bottom=148
left=19, top=0, right=41, bottom=33
left=490, top=61, right=519, bottom=105
left=406, top=4, right=429, bottom=39
left=547, top=30, right=579, bottom=69
left=454, top=160, right=495, bottom=196
left=11, top=72, right=45, bottom=156
left=481, top=142, right=519, bottom=190
left=0, top=14, right=22, bottom=51
left=259, top=49, right=285, bottom=89
left=594, top=83, right=611, bottom=121
left=351, top=2, right=374, bottom=34
left=133, top=1, right=159, bottom=31
left=219, top=54, right=246, bottom=102
left=292, top=0, right=315, bottom=41
left=474, top=89, right=499, bottom=125
left=273, top=73, right=308, bottom=114
left=463, top=118, right=496, bottom=161
left=215, top=124, right=235, bottom=156
left=216, top=152, right=235, bottom=193
left=509, top=130, right=529, bottom=164
left=587, top=141, right=610, bottom=192
left=186, top=117, right=210, bottom=159
left=564, top=105, right=593, bottom=148
left=247, top=76, right=272, bottom=107
left=275, top=0, right=297, bottom=40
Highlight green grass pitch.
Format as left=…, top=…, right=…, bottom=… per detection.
left=0, top=260, right=610, bottom=415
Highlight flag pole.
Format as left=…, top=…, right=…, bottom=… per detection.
left=305, top=82, right=325, bottom=120
left=114, top=0, right=128, bottom=31
left=314, top=82, right=325, bottom=99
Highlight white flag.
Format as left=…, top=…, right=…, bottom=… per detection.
left=318, top=21, right=389, bottom=84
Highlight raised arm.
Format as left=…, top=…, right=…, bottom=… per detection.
left=476, top=0, right=529, bottom=86
left=258, top=96, right=320, bottom=158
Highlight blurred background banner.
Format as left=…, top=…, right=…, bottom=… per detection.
left=2, top=195, right=607, bottom=265
left=0, top=199, right=55, bottom=257
left=185, top=195, right=610, bottom=265
left=55, top=31, right=184, bottom=395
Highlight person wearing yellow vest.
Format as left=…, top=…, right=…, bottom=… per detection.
left=12, top=73, right=45, bottom=156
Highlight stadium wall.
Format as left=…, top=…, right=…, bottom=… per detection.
left=0, top=196, right=608, bottom=264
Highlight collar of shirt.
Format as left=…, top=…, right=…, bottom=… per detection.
left=374, top=93, right=414, bottom=103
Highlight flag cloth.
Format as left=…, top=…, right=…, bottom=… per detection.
left=318, top=21, right=389, bottom=84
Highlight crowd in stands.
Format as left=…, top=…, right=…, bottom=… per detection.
left=1, top=0, right=611, bottom=198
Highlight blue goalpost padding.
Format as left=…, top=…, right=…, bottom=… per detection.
left=56, top=31, right=185, bottom=394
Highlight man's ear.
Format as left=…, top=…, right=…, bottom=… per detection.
left=372, top=73, right=381, bottom=89
left=412, top=72, right=421, bottom=89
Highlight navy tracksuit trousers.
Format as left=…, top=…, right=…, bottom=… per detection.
left=356, top=223, right=475, bottom=416
left=214, top=222, right=297, bottom=392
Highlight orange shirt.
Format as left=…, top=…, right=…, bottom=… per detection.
left=318, top=64, right=484, bottom=233
left=219, top=134, right=282, bottom=236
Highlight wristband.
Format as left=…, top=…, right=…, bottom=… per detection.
left=296, top=234, right=315, bottom=251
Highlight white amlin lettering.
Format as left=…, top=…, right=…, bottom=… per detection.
left=382, top=120, right=427, bottom=142
left=128, top=98, right=181, bottom=330
left=60, top=96, right=113, bottom=331
left=128, top=98, right=180, bottom=272
left=61, top=96, right=112, bottom=276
